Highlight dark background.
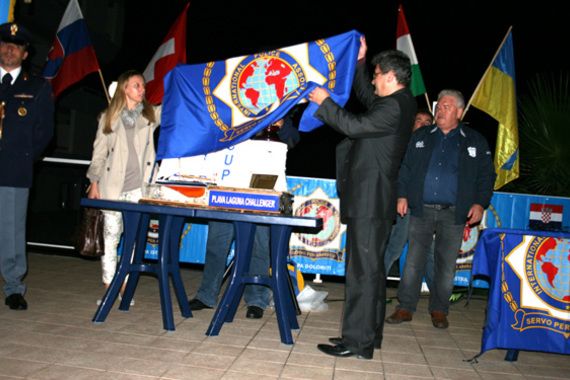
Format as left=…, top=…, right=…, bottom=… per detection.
left=10, top=0, right=569, bottom=247
left=15, top=0, right=569, bottom=178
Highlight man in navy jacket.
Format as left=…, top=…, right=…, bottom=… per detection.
left=0, top=23, right=54, bottom=310
left=386, top=89, right=495, bottom=328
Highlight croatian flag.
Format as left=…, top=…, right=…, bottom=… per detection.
left=529, top=204, right=563, bottom=231
left=143, top=3, right=188, bottom=105
left=42, top=0, right=100, bottom=98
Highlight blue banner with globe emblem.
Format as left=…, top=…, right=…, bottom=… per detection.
left=473, top=228, right=570, bottom=355
left=158, top=30, right=362, bottom=159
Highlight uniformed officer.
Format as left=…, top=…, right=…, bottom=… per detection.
left=0, top=22, right=55, bottom=310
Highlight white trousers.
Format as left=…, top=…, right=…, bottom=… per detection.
left=101, top=188, right=142, bottom=285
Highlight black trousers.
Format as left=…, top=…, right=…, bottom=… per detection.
left=341, top=217, right=391, bottom=357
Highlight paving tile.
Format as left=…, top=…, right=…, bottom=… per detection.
left=280, top=363, right=334, bottom=379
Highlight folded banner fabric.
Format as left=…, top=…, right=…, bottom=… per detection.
left=158, top=30, right=361, bottom=159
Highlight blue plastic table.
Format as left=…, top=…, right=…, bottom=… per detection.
left=80, top=198, right=321, bottom=344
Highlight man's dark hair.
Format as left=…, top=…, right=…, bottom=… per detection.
left=416, top=108, right=433, bottom=122
left=371, top=49, right=412, bottom=86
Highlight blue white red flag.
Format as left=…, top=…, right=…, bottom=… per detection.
left=158, top=30, right=361, bottom=159
left=143, top=3, right=188, bottom=105
left=42, top=0, right=100, bottom=97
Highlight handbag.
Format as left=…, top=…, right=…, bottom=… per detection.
left=76, top=208, right=105, bottom=257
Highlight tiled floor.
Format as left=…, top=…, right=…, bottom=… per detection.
left=0, top=252, right=569, bottom=379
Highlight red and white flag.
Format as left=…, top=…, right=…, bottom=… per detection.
left=143, top=3, right=189, bottom=105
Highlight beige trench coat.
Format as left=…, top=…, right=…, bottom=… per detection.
left=86, top=106, right=161, bottom=200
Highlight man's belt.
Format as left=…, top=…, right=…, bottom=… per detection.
left=424, top=203, right=454, bottom=210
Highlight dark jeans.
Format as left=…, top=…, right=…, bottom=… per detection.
left=194, top=221, right=270, bottom=309
left=397, top=206, right=464, bottom=314
left=384, top=213, right=435, bottom=290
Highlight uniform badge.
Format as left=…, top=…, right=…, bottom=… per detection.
left=18, top=106, right=27, bottom=117
left=10, top=24, right=18, bottom=36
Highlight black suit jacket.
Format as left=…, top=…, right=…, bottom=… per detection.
left=315, top=61, right=416, bottom=221
left=0, top=71, right=54, bottom=188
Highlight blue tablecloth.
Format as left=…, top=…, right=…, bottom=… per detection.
left=473, top=228, right=570, bottom=355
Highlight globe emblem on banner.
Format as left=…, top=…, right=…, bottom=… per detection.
left=232, top=52, right=304, bottom=117
left=531, top=237, right=570, bottom=309
left=294, top=199, right=340, bottom=247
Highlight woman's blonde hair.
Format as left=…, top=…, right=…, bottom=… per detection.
left=102, top=70, right=156, bottom=134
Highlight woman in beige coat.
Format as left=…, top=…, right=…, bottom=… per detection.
left=86, top=70, right=161, bottom=296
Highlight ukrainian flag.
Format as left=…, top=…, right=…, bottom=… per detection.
left=471, top=30, right=519, bottom=189
left=0, top=0, right=16, bottom=23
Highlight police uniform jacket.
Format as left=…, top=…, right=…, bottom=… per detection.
left=86, top=106, right=161, bottom=200
left=397, top=123, right=496, bottom=224
left=0, top=71, right=54, bottom=188
left=315, top=60, right=416, bottom=221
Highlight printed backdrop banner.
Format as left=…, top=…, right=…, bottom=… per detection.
left=473, top=229, right=570, bottom=355
left=287, top=176, right=346, bottom=276
left=158, top=30, right=361, bottom=158
left=141, top=187, right=570, bottom=283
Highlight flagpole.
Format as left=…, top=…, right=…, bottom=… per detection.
left=97, top=69, right=111, bottom=104
left=424, top=92, right=432, bottom=113
left=462, top=25, right=512, bottom=119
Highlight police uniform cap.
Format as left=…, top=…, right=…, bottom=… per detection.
left=0, top=22, right=31, bottom=46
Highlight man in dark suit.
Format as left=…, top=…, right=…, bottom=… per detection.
left=308, top=36, right=416, bottom=359
left=0, top=22, right=54, bottom=310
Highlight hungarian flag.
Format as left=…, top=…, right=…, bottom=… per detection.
left=396, top=5, right=426, bottom=97
left=143, top=3, right=189, bottom=105
left=42, top=0, right=100, bottom=98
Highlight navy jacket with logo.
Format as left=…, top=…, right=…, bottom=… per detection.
left=397, top=123, right=496, bottom=224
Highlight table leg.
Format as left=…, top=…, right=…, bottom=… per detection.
left=207, top=221, right=255, bottom=336
left=271, top=224, right=296, bottom=344
left=504, top=349, right=519, bottom=361
left=120, top=213, right=151, bottom=310
left=168, top=216, right=192, bottom=318
left=93, top=211, right=141, bottom=323
left=157, top=215, right=180, bottom=330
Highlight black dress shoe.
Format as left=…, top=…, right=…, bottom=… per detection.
left=246, top=305, right=264, bottom=319
left=317, top=343, right=372, bottom=360
left=329, top=336, right=382, bottom=349
left=5, top=294, right=27, bottom=310
left=329, top=336, right=343, bottom=345
left=188, top=298, right=212, bottom=311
